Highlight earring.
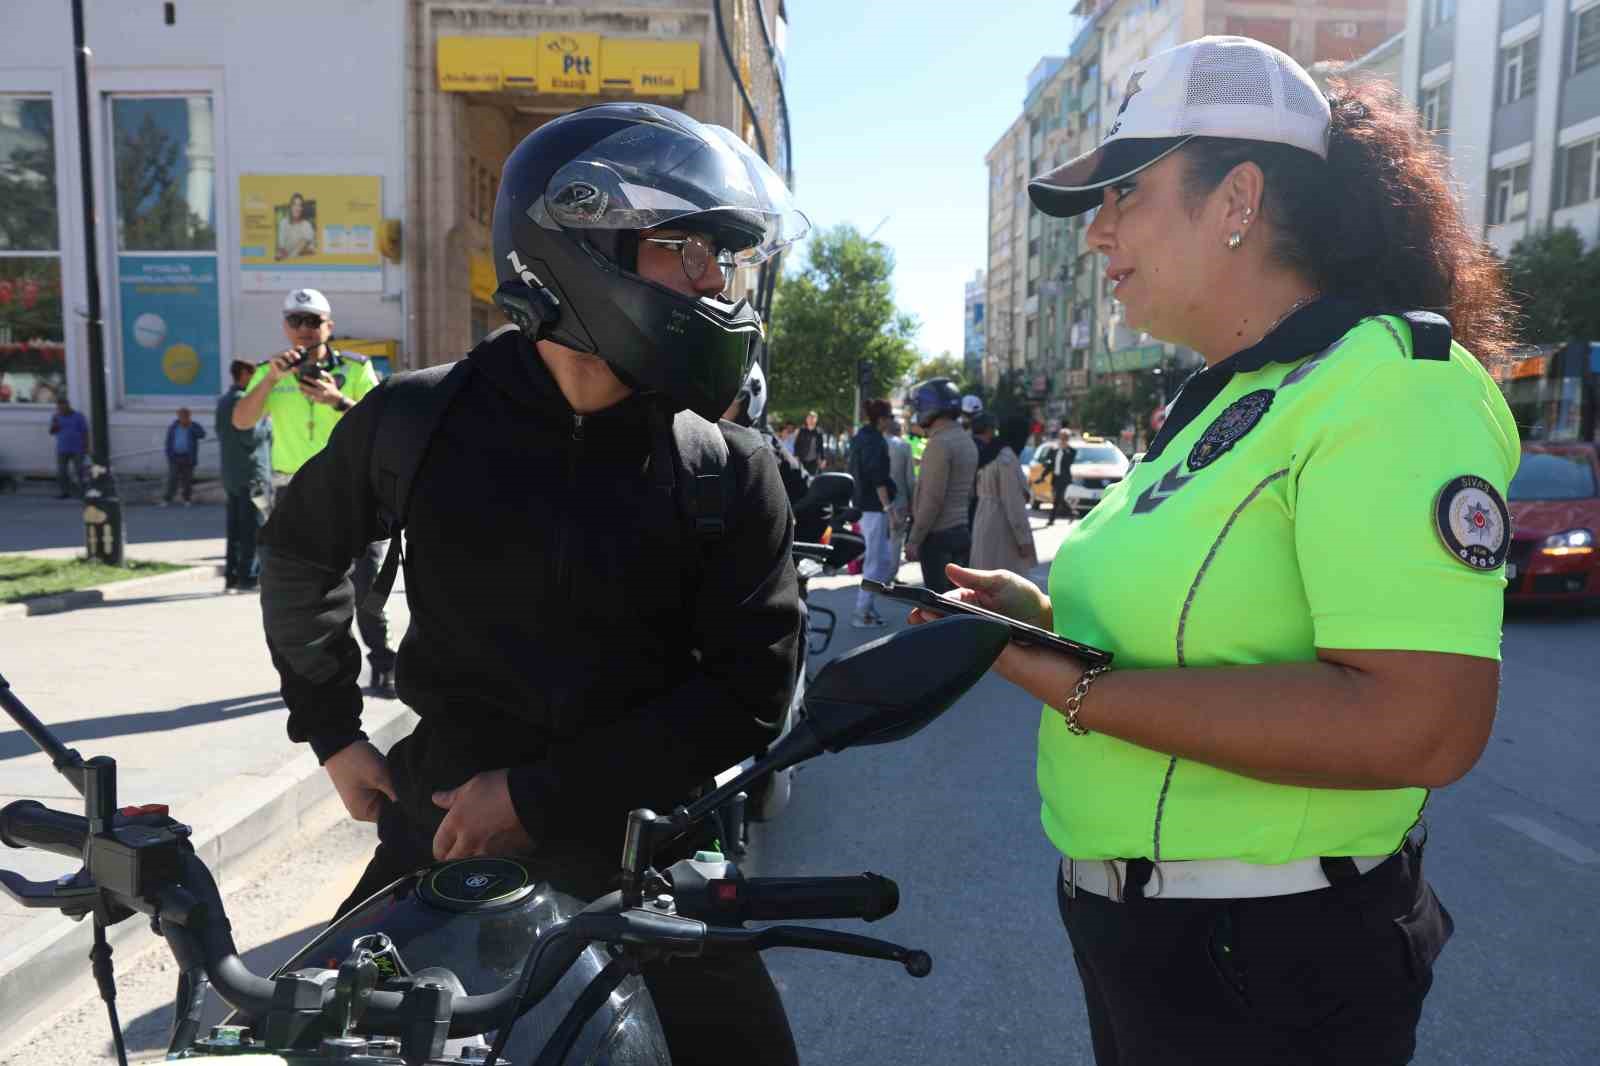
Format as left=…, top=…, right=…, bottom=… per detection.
left=1242, top=207, right=1254, bottom=224
left=1227, top=231, right=1242, bottom=249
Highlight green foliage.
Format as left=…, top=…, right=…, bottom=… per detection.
left=1076, top=384, right=1132, bottom=438
left=1503, top=226, right=1600, bottom=344
left=0, top=556, right=183, bottom=604
left=911, top=350, right=963, bottom=386
left=768, top=224, right=920, bottom=431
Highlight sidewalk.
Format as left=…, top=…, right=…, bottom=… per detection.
left=0, top=491, right=414, bottom=1037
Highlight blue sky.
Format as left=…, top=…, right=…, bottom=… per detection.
left=782, top=1, right=1082, bottom=360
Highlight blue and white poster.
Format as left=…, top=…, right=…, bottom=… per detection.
left=118, top=255, right=222, bottom=397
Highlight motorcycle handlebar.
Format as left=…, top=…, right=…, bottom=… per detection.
left=737, top=873, right=899, bottom=923
left=0, top=800, right=89, bottom=858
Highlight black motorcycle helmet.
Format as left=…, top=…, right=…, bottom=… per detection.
left=491, top=102, right=808, bottom=420
left=910, top=378, right=963, bottom=429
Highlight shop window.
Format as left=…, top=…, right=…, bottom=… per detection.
left=109, top=94, right=221, bottom=399
left=0, top=96, right=66, bottom=405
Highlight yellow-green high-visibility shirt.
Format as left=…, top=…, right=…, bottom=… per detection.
left=247, top=351, right=380, bottom=475
left=1039, top=306, right=1519, bottom=865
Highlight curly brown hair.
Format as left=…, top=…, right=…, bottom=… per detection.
left=1181, top=77, right=1515, bottom=367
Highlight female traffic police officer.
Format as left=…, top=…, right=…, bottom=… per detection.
left=915, top=38, right=1518, bottom=1064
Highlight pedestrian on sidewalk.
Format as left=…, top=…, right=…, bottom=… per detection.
left=971, top=414, right=1037, bottom=577
left=968, top=411, right=997, bottom=533
left=232, top=287, right=395, bottom=697
left=48, top=398, right=89, bottom=499
left=1042, top=427, right=1077, bottom=526
left=904, top=378, right=977, bottom=593
left=794, top=410, right=822, bottom=475
left=257, top=105, right=804, bottom=1066
left=161, top=407, right=206, bottom=506
left=847, top=398, right=897, bottom=628
left=216, top=359, right=272, bottom=592
left=885, top=416, right=915, bottom=569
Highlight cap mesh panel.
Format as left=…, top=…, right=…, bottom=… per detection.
left=1277, top=56, right=1325, bottom=119
left=1183, top=40, right=1275, bottom=110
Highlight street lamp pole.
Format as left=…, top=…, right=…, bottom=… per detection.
left=71, top=0, right=124, bottom=564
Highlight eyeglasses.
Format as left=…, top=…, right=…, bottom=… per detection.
left=284, top=313, right=327, bottom=329
left=640, top=233, right=737, bottom=291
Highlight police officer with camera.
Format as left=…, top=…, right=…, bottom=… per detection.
left=232, top=288, right=396, bottom=698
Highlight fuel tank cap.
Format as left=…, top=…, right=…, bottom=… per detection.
left=417, top=857, right=536, bottom=913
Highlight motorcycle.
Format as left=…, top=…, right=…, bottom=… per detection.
left=0, top=615, right=1009, bottom=1065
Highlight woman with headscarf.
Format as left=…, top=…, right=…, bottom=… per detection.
left=969, top=413, right=1037, bottom=576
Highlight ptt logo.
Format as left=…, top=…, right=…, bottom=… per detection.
left=545, top=36, right=592, bottom=75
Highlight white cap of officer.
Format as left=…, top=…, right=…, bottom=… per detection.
left=282, top=288, right=333, bottom=317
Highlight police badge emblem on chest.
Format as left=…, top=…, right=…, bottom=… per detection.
left=1187, top=389, right=1274, bottom=471
left=1434, top=475, right=1510, bottom=569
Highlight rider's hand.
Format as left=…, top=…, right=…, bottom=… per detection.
left=905, top=563, right=1051, bottom=630
left=298, top=370, right=346, bottom=408
left=324, top=741, right=397, bottom=823
left=431, top=769, right=534, bottom=861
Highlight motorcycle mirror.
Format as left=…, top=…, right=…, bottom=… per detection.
left=825, top=532, right=865, bottom=570
left=808, top=471, right=854, bottom=506
left=802, top=616, right=1009, bottom=752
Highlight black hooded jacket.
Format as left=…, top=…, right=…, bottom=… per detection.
left=258, top=327, right=801, bottom=854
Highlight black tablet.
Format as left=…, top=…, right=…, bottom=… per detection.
left=862, top=580, right=1114, bottom=667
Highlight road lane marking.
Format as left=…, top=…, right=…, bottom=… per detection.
left=1491, top=814, right=1600, bottom=864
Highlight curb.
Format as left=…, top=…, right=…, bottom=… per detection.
left=0, top=563, right=224, bottom=621
left=0, top=704, right=415, bottom=1041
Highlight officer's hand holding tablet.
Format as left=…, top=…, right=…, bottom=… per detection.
left=903, top=36, right=1520, bottom=1066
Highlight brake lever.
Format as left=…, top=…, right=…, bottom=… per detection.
left=0, top=867, right=99, bottom=916
left=704, top=925, right=932, bottom=977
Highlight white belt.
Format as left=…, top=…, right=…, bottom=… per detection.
left=1060, top=854, right=1390, bottom=901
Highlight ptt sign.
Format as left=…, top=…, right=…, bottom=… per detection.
left=540, top=33, right=600, bottom=94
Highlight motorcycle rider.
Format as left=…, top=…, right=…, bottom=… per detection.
left=257, top=103, right=807, bottom=1066
left=905, top=378, right=978, bottom=592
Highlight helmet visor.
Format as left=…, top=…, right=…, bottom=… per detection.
left=532, top=111, right=809, bottom=266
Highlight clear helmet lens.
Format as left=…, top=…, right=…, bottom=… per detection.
left=532, top=109, right=809, bottom=267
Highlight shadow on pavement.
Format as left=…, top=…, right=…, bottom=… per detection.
left=73, top=589, right=228, bottom=611
left=0, top=692, right=284, bottom=761
left=116, top=921, right=328, bottom=1055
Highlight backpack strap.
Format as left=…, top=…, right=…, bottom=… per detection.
left=1399, top=311, right=1452, bottom=361
left=667, top=408, right=733, bottom=550
left=363, top=359, right=474, bottom=613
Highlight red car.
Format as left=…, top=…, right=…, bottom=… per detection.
left=1504, top=442, right=1600, bottom=603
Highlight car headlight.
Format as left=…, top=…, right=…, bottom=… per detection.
left=1539, top=529, right=1595, bottom=555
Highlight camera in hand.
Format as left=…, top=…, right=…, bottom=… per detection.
left=289, top=345, right=328, bottom=383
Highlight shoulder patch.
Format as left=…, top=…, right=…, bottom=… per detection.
left=1434, top=475, right=1510, bottom=570
left=1401, top=311, right=1452, bottom=361
left=1187, top=389, right=1274, bottom=471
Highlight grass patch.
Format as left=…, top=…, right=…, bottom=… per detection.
left=0, top=555, right=186, bottom=604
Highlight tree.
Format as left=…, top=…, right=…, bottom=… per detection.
left=114, top=113, right=215, bottom=251
left=1503, top=226, right=1600, bottom=344
left=1076, top=383, right=1132, bottom=438
left=767, top=224, right=920, bottom=431
left=910, top=350, right=963, bottom=385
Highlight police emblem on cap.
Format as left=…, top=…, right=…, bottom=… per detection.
left=294, top=290, right=312, bottom=304
left=1188, top=389, right=1274, bottom=471
left=1434, top=475, right=1510, bottom=570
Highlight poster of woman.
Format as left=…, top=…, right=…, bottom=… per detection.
left=275, top=192, right=317, bottom=259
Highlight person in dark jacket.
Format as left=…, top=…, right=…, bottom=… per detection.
left=258, top=104, right=807, bottom=1066
left=161, top=407, right=206, bottom=506
left=215, top=360, right=272, bottom=591
left=847, top=397, right=896, bottom=627
left=794, top=410, right=823, bottom=474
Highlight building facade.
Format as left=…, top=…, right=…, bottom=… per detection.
left=1400, top=0, right=1600, bottom=259
left=984, top=116, right=1029, bottom=393
left=963, top=268, right=986, bottom=384
left=0, top=0, right=790, bottom=477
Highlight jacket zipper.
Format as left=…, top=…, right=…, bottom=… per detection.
left=556, top=413, right=585, bottom=597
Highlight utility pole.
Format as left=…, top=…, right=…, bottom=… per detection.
left=71, top=0, right=124, bottom=564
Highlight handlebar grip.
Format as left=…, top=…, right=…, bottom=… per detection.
left=738, top=873, right=899, bottom=923
left=0, top=801, right=88, bottom=858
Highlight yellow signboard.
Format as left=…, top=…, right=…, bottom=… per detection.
left=540, top=33, right=601, bottom=94
left=437, top=35, right=700, bottom=95
left=469, top=252, right=497, bottom=304
left=436, top=36, right=537, bottom=92
left=238, top=175, right=383, bottom=292
left=601, top=38, right=699, bottom=95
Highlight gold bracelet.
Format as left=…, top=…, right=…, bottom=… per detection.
left=1063, top=665, right=1112, bottom=736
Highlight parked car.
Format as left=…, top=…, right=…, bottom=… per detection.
left=1504, top=442, right=1599, bottom=604
left=1028, top=436, right=1131, bottom=517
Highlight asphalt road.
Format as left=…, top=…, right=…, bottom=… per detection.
left=6, top=527, right=1596, bottom=1064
